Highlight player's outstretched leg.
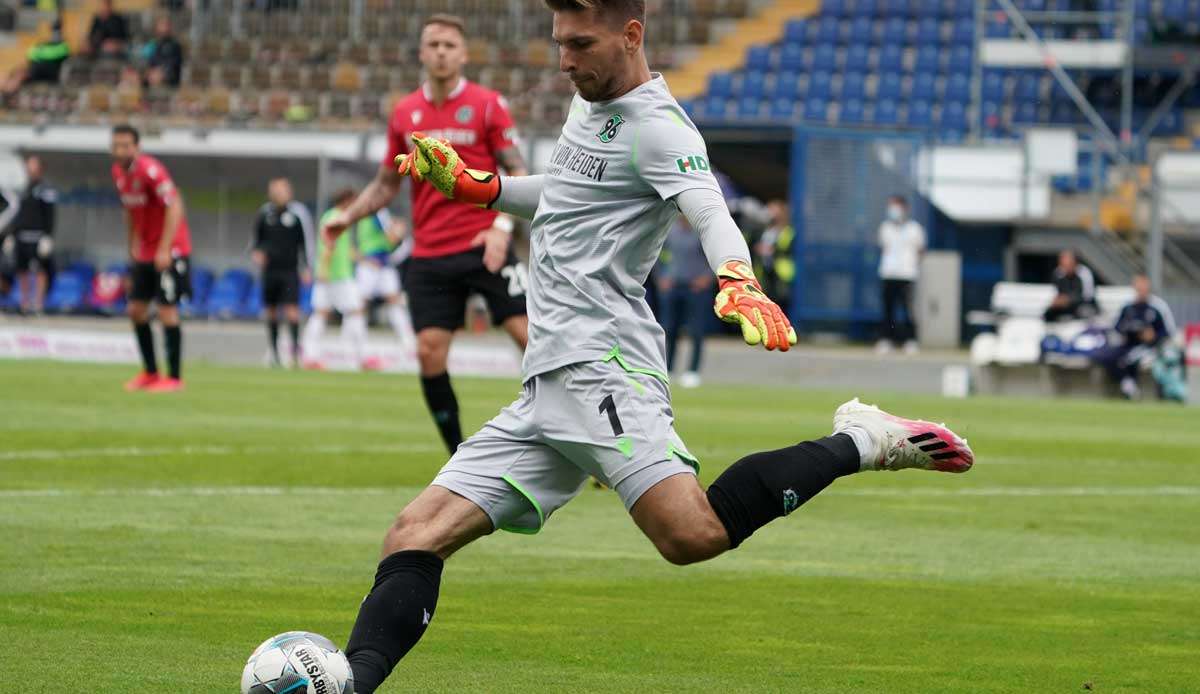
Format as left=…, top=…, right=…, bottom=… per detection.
left=345, top=486, right=492, bottom=694
left=637, top=401, right=973, bottom=560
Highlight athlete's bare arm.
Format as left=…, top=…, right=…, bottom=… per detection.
left=495, top=146, right=528, bottom=177
left=323, top=166, right=403, bottom=238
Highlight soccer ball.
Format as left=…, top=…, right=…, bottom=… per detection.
left=241, top=631, right=354, bottom=694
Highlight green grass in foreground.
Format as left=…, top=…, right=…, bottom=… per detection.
left=1, top=360, right=1198, bottom=692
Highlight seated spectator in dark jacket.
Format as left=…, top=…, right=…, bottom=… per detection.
left=1093, top=274, right=1177, bottom=399
left=143, top=16, right=183, bottom=87
left=2, top=22, right=69, bottom=98
left=87, top=0, right=130, bottom=59
left=1044, top=250, right=1098, bottom=321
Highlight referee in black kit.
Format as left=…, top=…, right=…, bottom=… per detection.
left=252, top=177, right=313, bottom=367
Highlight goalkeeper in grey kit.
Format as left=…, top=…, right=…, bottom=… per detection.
left=323, top=2, right=976, bottom=691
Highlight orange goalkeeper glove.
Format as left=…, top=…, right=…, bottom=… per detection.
left=713, top=260, right=798, bottom=351
left=395, top=132, right=500, bottom=208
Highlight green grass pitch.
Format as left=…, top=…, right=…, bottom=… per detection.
left=2, top=359, right=1198, bottom=692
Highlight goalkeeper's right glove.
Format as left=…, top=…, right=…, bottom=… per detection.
left=395, top=132, right=500, bottom=208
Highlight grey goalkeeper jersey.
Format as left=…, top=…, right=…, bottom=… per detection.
left=523, top=74, right=722, bottom=381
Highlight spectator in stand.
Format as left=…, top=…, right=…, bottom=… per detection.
left=876, top=194, right=926, bottom=355
left=86, top=0, right=130, bottom=59
left=755, top=199, right=795, bottom=317
left=142, top=16, right=183, bottom=87
left=656, top=217, right=714, bottom=389
left=1093, top=274, right=1177, bottom=400
left=1, top=21, right=69, bottom=99
left=1043, top=249, right=1098, bottom=321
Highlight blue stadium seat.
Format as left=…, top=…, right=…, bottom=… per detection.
left=982, top=101, right=1004, bottom=134
left=917, top=17, right=940, bottom=43
left=879, top=44, right=903, bottom=70
left=707, top=72, right=733, bottom=99
left=915, top=45, right=940, bottom=73
left=824, top=0, right=849, bottom=16
left=739, top=71, right=766, bottom=99
left=300, top=283, right=313, bottom=315
left=952, top=18, right=974, bottom=44
left=911, top=72, right=937, bottom=101
left=950, top=44, right=972, bottom=69
left=239, top=280, right=264, bottom=320
left=949, top=0, right=974, bottom=17
left=986, top=18, right=1012, bottom=37
left=877, top=72, right=903, bottom=100
left=882, top=17, right=906, bottom=44
left=779, top=43, right=805, bottom=71
left=914, top=0, right=941, bottom=18
left=813, top=44, right=837, bottom=72
left=804, top=98, right=829, bottom=122
left=881, top=0, right=907, bottom=16
left=784, top=19, right=807, bottom=44
left=44, top=270, right=91, bottom=314
left=874, top=100, right=899, bottom=125
left=906, top=100, right=933, bottom=127
left=183, top=266, right=216, bottom=317
left=1014, top=73, right=1042, bottom=102
left=940, top=101, right=968, bottom=132
left=737, top=96, right=763, bottom=119
left=818, top=16, right=840, bottom=43
left=854, top=0, right=879, bottom=17
left=1013, top=101, right=1039, bottom=124
left=745, top=44, right=771, bottom=71
left=703, top=96, right=729, bottom=119
left=850, top=17, right=873, bottom=43
left=1162, top=0, right=1188, bottom=21
left=206, top=269, right=253, bottom=320
left=841, top=99, right=866, bottom=123
left=982, top=71, right=1005, bottom=101
left=1051, top=101, right=1078, bottom=125
left=846, top=43, right=870, bottom=72
left=771, top=72, right=801, bottom=101
left=945, top=72, right=970, bottom=102
left=770, top=98, right=797, bottom=120
left=841, top=72, right=866, bottom=100
left=809, top=71, right=833, bottom=100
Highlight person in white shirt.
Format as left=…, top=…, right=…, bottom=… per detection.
left=876, top=195, right=926, bottom=355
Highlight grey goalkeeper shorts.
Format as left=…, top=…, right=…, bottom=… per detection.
left=432, top=355, right=700, bottom=534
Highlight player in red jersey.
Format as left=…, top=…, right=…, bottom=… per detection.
left=323, top=13, right=529, bottom=453
left=110, top=124, right=192, bottom=393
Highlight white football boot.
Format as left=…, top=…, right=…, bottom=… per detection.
left=833, top=398, right=973, bottom=473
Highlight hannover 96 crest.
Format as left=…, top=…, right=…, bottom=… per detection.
left=597, top=114, right=625, bottom=143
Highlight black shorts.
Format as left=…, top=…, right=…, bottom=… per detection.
left=15, top=236, right=51, bottom=273
left=406, top=247, right=527, bottom=332
left=262, top=270, right=300, bottom=307
left=129, top=256, right=192, bottom=306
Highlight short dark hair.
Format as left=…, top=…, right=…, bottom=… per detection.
left=888, top=194, right=908, bottom=207
left=543, top=0, right=646, bottom=26
left=112, top=124, right=140, bottom=144
left=424, top=13, right=467, bottom=39
left=332, top=189, right=356, bottom=206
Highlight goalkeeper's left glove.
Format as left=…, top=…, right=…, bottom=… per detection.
left=395, top=132, right=500, bottom=208
left=713, top=259, right=797, bottom=351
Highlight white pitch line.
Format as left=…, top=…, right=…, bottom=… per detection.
left=0, top=443, right=443, bottom=462
left=2, top=485, right=1200, bottom=499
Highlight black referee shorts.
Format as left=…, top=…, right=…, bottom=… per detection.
left=262, top=270, right=300, bottom=307
left=129, top=256, right=192, bottom=306
left=406, top=247, right=527, bottom=332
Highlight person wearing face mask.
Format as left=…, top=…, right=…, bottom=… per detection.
left=876, top=195, right=925, bottom=355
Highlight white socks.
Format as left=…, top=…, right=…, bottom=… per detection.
left=840, top=425, right=878, bottom=471
left=344, top=313, right=368, bottom=365
left=303, top=314, right=327, bottom=360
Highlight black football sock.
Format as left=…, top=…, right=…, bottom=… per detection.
left=705, top=434, right=860, bottom=549
left=288, top=321, right=301, bottom=361
left=267, top=320, right=280, bottom=363
left=346, top=550, right=444, bottom=694
left=133, top=321, right=157, bottom=374
left=164, top=325, right=182, bottom=380
left=420, top=372, right=462, bottom=453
